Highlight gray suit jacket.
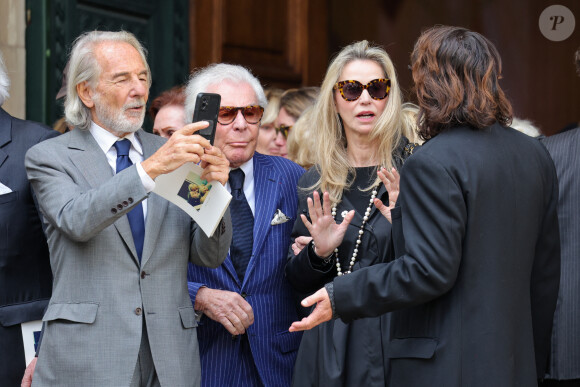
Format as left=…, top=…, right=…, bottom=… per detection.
left=542, top=127, right=580, bottom=380
left=25, top=128, right=231, bottom=387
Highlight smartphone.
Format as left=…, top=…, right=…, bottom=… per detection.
left=192, top=92, right=221, bottom=145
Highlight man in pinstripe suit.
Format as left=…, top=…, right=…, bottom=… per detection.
left=185, top=64, right=305, bottom=387
left=539, top=47, right=580, bottom=387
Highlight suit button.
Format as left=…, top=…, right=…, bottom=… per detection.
left=128, top=197, right=134, bottom=204
left=111, top=208, right=118, bottom=214
left=141, top=271, right=147, bottom=279
left=135, top=307, right=142, bottom=315
left=241, top=292, right=247, bottom=299
left=117, top=204, right=123, bottom=210
left=123, top=201, right=129, bottom=207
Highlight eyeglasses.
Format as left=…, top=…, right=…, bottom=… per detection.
left=218, top=105, right=264, bottom=125
left=274, top=125, right=292, bottom=139
left=333, top=78, right=391, bottom=101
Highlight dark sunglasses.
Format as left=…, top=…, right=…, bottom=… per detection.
left=273, top=125, right=292, bottom=139
left=218, top=105, right=264, bottom=125
left=333, top=78, right=391, bottom=101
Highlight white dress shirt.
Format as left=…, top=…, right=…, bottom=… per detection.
left=89, top=122, right=155, bottom=218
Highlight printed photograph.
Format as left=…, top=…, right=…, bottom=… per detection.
left=177, top=172, right=212, bottom=211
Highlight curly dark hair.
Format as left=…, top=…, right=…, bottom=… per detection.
left=148, top=85, right=186, bottom=120
left=411, top=26, right=512, bottom=140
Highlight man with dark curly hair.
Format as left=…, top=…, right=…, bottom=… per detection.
left=290, top=25, right=561, bottom=387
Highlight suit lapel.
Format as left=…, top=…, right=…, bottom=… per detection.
left=0, top=108, right=12, bottom=169
left=137, top=131, right=168, bottom=267
left=242, top=154, right=279, bottom=283
left=68, top=129, right=136, bottom=264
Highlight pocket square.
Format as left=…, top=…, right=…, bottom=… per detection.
left=271, top=209, right=290, bottom=225
left=0, top=182, right=13, bottom=195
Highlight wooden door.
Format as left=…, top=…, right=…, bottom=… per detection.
left=190, top=0, right=328, bottom=89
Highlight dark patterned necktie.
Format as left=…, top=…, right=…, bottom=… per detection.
left=114, top=139, right=145, bottom=262
left=228, top=168, right=254, bottom=282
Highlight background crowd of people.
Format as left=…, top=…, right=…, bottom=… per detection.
left=0, top=23, right=578, bottom=387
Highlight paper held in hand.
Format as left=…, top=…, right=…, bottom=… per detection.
left=21, top=320, right=42, bottom=365
left=153, top=162, right=231, bottom=237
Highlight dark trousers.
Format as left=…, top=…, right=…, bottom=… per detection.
left=0, top=323, right=26, bottom=387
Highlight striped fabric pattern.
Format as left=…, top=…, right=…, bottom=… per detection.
left=542, top=127, right=580, bottom=379
left=187, top=152, right=305, bottom=387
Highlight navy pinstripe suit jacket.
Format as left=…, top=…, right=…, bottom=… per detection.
left=188, top=152, right=304, bottom=387
left=542, top=127, right=580, bottom=380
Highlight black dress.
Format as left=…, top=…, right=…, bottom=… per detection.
left=285, top=139, right=415, bottom=386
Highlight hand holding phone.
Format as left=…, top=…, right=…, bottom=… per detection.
left=192, top=93, right=221, bottom=145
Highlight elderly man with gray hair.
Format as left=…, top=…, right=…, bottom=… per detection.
left=21, top=30, right=232, bottom=387
left=185, top=63, right=305, bottom=387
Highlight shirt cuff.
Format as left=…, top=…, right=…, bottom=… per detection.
left=324, top=282, right=338, bottom=320
left=136, top=162, right=155, bottom=193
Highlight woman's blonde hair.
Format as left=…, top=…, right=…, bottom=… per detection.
left=309, top=40, right=410, bottom=204
left=287, top=106, right=316, bottom=169
left=261, top=87, right=284, bottom=126
left=400, top=102, right=423, bottom=144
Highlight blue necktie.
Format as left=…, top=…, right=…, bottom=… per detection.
left=114, top=139, right=145, bottom=262
left=228, top=168, right=254, bottom=282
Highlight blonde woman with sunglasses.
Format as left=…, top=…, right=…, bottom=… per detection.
left=285, top=40, right=417, bottom=386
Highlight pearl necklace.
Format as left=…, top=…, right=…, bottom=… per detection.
left=331, top=184, right=380, bottom=276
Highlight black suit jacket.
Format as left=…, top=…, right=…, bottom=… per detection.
left=0, top=107, right=57, bottom=386
left=332, top=123, right=561, bottom=387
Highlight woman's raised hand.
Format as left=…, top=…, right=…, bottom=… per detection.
left=301, top=191, right=354, bottom=258
left=374, top=167, right=400, bottom=224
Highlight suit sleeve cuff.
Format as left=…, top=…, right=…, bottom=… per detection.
left=188, top=281, right=206, bottom=307
left=324, top=282, right=338, bottom=320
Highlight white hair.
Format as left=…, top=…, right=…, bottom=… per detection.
left=184, top=63, right=267, bottom=123
left=0, top=51, right=10, bottom=106
left=64, top=30, right=150, bottom=130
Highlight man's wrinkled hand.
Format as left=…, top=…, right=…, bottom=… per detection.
left=195, top=287, right=254, bottom=335
left=200, top=145, right=230, bottom=186
left=142, top=121, right=212, bottom=180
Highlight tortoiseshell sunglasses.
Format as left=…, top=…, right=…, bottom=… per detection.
left=333, top=78, right=391, bottom=101
left=218, top=105, right=264, bottom=125
left=273, top=124, right=292, bottom=139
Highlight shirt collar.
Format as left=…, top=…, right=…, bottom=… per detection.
left=228, top=157, right=254, bottom=190
left=237, top=157, right=254, bottom=184
left=89, top=121, right=143, bottom=155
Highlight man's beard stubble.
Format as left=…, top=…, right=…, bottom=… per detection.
left=93, top=93, right=146, bottom=136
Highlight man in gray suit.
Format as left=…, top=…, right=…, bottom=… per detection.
left=21, top=30, right=232, bottom=387
left=539, top=47, right=580, bottom=387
